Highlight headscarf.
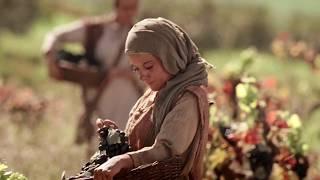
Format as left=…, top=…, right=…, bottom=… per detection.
left=125, top=17, right=211, bottom=134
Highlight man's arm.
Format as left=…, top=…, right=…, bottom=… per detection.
left=42, top=20, right=87, bottom=54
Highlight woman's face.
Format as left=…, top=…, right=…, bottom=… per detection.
left=128, top=53, right=172, bottom=91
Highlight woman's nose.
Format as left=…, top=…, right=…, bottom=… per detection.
left=139, top=69, right=149, bottom=81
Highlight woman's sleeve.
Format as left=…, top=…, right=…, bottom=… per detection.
left=127, top=91, right=199, bottom=167
left=43, top=20, right=86, bottom=52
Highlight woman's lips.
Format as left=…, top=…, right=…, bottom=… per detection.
left=144, top=80, right=153, bottom=85
left=147, top=82, right=154, bottom=87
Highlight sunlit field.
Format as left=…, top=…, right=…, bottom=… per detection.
left=1, top=0, right=320, bottom=179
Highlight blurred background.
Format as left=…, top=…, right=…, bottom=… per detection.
left=0, top=0, right=319, bottom=179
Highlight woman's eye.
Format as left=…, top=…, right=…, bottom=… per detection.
left=144, top=65, right=153, bottom=70
left=143, top=61, right=153, bottom=70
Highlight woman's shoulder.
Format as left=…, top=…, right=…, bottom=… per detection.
left=172, top=86, right=209, bottom=110
left=175, top=90, right=198, bottom=106
left=185, top=85, right=208, bottom=98
left=178, top=86, right=207, bottom=102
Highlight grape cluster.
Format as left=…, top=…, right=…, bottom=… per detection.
left=98, top=127, right=130, bottom=158
left=56, top=50, right=101, bottom=67
left=248, top=144, right=274, bottom=180
left=292, top=154, right=309, bottom=179
left=64, top=127, right=130, bottom=180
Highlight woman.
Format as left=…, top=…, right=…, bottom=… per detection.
left=94, top=17, right=211, bottom=180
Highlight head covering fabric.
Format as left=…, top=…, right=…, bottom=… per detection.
left=125, top=17, right=209, bottom=134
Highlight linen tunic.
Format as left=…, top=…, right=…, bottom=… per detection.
left=45, top=17, right=141, bottom=129
left=125, top=86, right=209, bottom=179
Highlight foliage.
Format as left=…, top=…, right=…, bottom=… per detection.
left=0, top=163, right=27, bottom=180
left=205, top=49, right=312, bottom=179
left=271, top=32, right=320, bottom=71
left=140, top=0, right=274, bottom=50
left=2, top=0, right=320, bottom=51
left=1, top=36, right=320, bottom=180
left=0, top=0, right=38, bottom=33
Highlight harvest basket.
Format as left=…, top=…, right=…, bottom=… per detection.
left=47, top=50, right=106, bottom=87
left=55, top=60, right=105, bottom=87
left=65, top=156, right=183, bottom=180
left=64, top=128, right=184, bottom=180
left=115, top=156, right=183, bottom=180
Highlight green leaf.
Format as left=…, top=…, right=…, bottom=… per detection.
left=0, top=163, right=27, bottom=180
left=207, top=148, right=229, bottom=169
left=8, top=173, right=28, bottom=180
left=0, top=164, right=8, bottom=172
left=302, top=143, right=309, bottom=153
left=3, top=171, right=12, bottom=176
left=287, top=114, right=302, bottom=129
left=236, top=83, right=247, bottom=98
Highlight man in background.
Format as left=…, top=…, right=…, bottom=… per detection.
left=42, top=0, right=143, bottom=147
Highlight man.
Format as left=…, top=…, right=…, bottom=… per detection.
left=42, top=0, right=142, bottom=145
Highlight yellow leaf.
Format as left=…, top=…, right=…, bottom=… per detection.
left=236, top=84, right=247, bottom=98
left=287, top=114, right=302, bottom=129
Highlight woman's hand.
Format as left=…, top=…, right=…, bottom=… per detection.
left=96, top=118, right=118, bottom=129
left=93, top=154, right=133, bottom=180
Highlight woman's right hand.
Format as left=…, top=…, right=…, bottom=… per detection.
left=96, top=118, right=118, bottom=129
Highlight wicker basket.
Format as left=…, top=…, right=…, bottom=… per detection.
left=115, top=156, right=183, bottom=180
left=48, top=59, right=106, bottom=87
left=64, top=156, right=183, bottom=180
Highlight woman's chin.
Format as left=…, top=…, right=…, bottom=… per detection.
left=148, top=84, right=160, bottom=91
left=149, top=86, right=159, bottom=91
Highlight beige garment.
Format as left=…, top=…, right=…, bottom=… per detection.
left=125, top=86, right=209, bottom=179
left=45, top=17, right=141, bottom=129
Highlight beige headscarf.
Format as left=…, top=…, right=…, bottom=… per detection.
left=125, top=17, right=210, bottom=134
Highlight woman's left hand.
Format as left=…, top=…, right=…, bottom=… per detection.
left=93, top=154, right=133, bottom=180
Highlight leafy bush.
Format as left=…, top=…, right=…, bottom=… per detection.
left=0, top=163, right=27, bottom=180
left=205, top=49, right=310, bottom=179
left=0, top=0, right=38, bottom=33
